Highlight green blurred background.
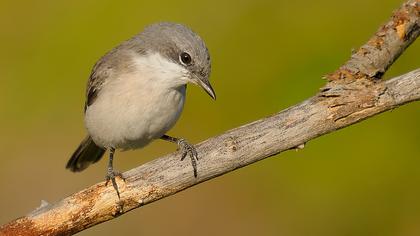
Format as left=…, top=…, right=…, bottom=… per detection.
left=0, top=0, right=419, bottom=235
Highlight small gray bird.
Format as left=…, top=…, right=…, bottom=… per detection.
left=66, top=22, right=215, bottom=197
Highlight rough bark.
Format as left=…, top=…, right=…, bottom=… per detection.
left=328, top=0, right=420, bottom=80
left=1, top=0, right=419, bottom=235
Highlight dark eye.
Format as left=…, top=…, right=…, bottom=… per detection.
left=179, top=52, right=192, bottom=65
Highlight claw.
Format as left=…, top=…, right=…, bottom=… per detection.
left=181, top=150, right=188, bottom=161
left=105, top=171, right=123, bottom=199
left=176, top=139, right=199, bottom=177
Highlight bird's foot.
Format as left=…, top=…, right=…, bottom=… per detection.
left=176, top=138, right=198, bottom=177
left=105, top=170, right=124, bottom=199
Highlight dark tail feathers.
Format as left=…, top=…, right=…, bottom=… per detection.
left=66, top=136, right=106, bottom=172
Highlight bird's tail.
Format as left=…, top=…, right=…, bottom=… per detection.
left=66, top=136, right=106, bottom=172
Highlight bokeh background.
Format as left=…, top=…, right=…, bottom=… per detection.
left=1, top=0, right=419, bottom=235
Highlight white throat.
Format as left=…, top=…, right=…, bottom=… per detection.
left=132, top=52, right=190, bottom=89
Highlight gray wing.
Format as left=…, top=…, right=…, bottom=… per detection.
left=84, top=55, right=111, bottom=112
left=84, top=46, right=129, bottom=111
left=84, top=38, right=145, bottom=112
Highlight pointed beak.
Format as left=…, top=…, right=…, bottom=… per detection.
left=196, top=78, right=216, bottom=100
left=190, top=74, right=216, bottom=100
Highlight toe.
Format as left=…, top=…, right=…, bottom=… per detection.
left=180, top=151, right=188, bottom=161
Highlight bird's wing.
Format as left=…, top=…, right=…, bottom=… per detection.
left=84, top=40, right=143, bottom=111
left=84, top=50, right=118, bottom=112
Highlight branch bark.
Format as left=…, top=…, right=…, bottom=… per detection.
left=328, top=0, right=420, bottom=80
left=1, top=0, right=419, bottom=235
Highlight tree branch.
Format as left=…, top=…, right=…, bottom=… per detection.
left=328, top=0, right=420, bottom=80
left=1, top=0, right=419, bottom=235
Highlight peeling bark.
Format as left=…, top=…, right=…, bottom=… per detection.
left=328, top=0, right=420, bottom=80
left=0, top=0, right=419, bottom=235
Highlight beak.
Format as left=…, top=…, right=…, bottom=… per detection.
left=191, top=74, right=216, bottom=100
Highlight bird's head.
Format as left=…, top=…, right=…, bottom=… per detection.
left=135, top=22, right=215, bottom=100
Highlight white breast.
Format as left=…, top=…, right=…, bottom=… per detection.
left=84, top=52, right=188, bottom=150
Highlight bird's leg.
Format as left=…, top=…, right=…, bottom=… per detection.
left=160, top=134, right=198, bottom=177
left=105, top=147, right=123, bottom=198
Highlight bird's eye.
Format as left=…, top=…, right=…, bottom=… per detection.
left=179, top=52, right=192, bottom=65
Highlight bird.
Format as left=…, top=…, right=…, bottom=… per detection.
left=66, top=22, right=215, bottom=198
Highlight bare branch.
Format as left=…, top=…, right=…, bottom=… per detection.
left=328, top=0, right=420, bottom=80
left=2, top=69, right=419, bottom=236
left=0, top=0, right=419, bottom=235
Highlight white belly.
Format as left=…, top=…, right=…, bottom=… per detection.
left=85, top=74, right=186, bottom=150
